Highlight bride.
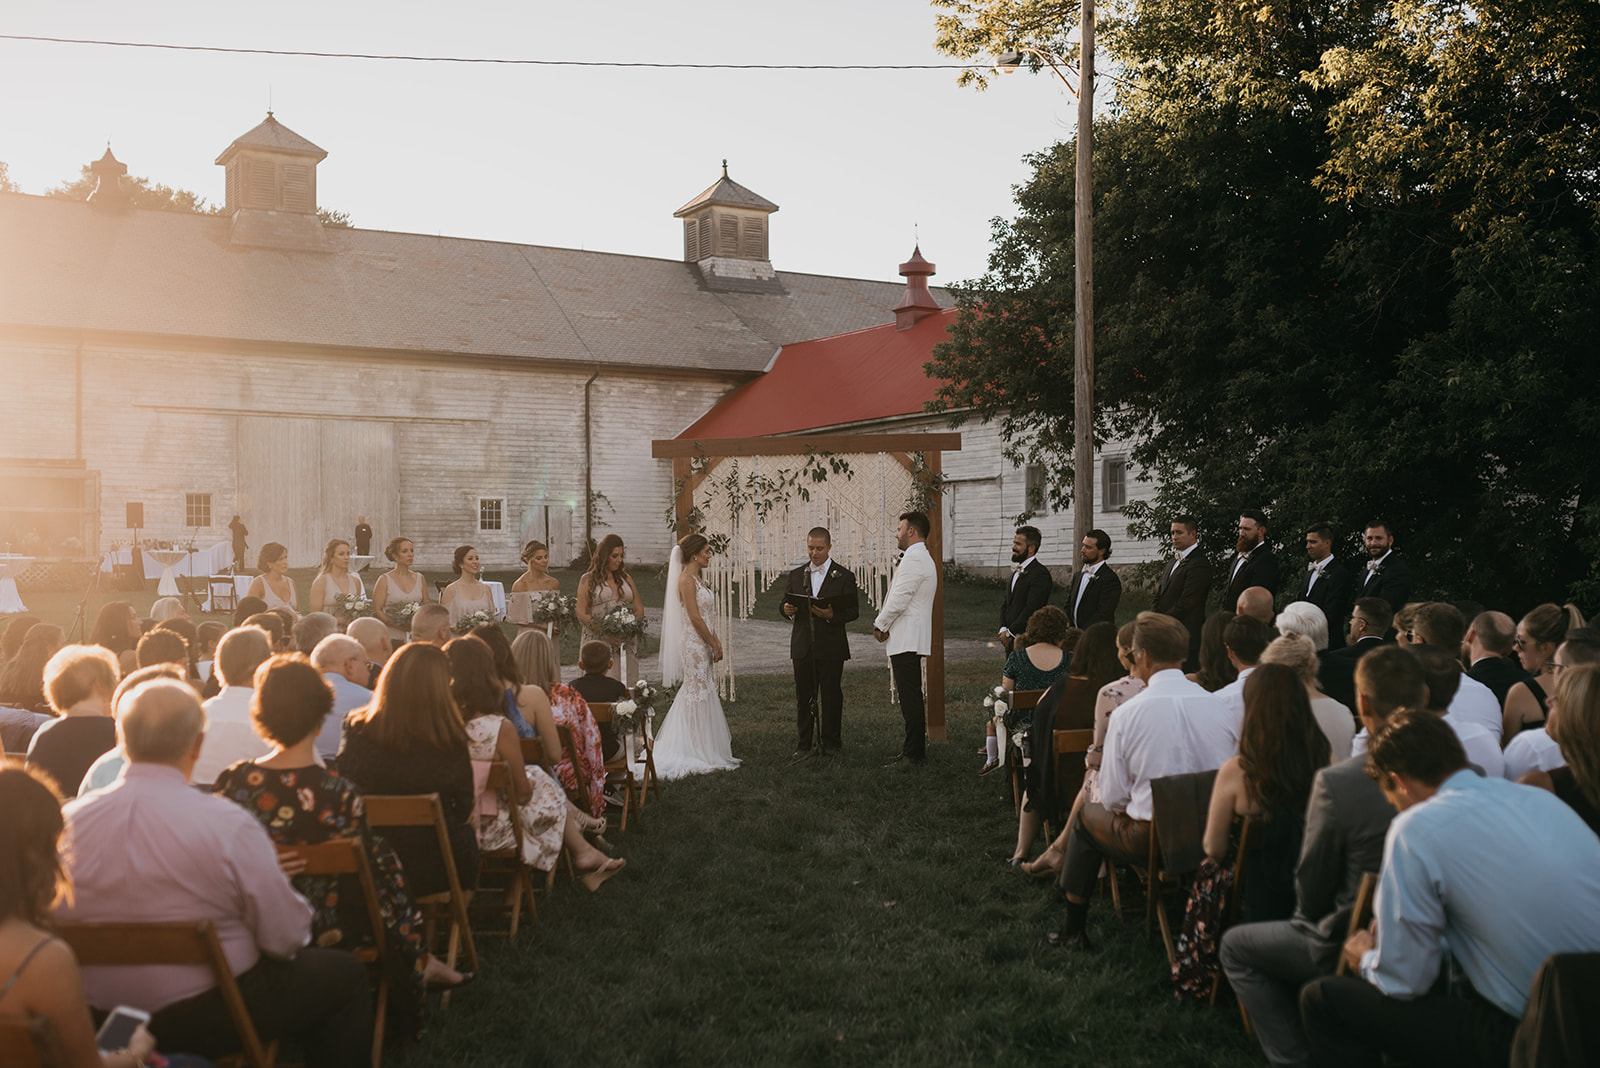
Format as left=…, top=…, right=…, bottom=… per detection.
left=652, top=533, right=741, bottom=780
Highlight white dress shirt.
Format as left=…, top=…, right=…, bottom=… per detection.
left=1503, top=726, right=1565, bottom=781
left=874, top=542, right=937, bottom=657
left=1098, top=669, right=1238, bottom=821
left=319, top=672, right=373, bottom=760
left=1451, top=719, right=1506, bottom=778
left=1305, top=555, right=1332, bottom=591
left=59, top=763, right=313, bottom=1013
left=1442, top=672, right=1504, bottom=744
left=1213, top=665, right=1256, bottom=750
left=192, top=685, right=271, bottom=785
left=809, top=556, right=834, bottom=598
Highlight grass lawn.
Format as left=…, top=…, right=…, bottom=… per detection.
left=386, top=658, right=1259, bottom=1068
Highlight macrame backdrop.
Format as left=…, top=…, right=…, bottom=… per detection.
left=693, top=452, right=916, bottom=699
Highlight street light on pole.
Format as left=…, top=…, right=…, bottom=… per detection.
left=996, top=0, right=1095, bottom=558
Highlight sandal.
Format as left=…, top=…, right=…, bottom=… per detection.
left=580, top=857, right=626, bottom=892
left=1022, top=855, right=1061, bottom=879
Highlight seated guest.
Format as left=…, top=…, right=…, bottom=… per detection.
left=1235, top=586, right=1277, bottom=627
left=408, top=603, right=453, bottom=647
left=1049, top=613, right=1237, bottom=948
left=77, top=664, right=188, bottom=795
left=445, top=637, right=622, bottom=888
left=0, top=700, right=50, bottom=753
left=213, top=654, right=469, bottom=1035
left=241, top=611, right=289, bottom=653
left=1504, top=603, right=1587, bottom=742
left=1409, top=602, right=1502, bottom=743
left=231, top=595, right=268, bottom=629
left=90, top=601, right=141, bottom=675
left=195, top=620, right=226, bottom=682
left=985, top=605, right=1074, bottom=775
left=1392, top=602, right=1420, bottom=647
left=1216, top=615, right=1275, bottom=746
left=1464, top=610, right=1526, bottom=707
left=1524, top=663, right=1600, bottom=835
left=1318, top=597, right=1392, bottom=712
left=569, top=640, right=630, bottom=761
left=135, top=629, right=188, bottom=672
left=309, top=634, right=372, bottom=761
left=345, top=616, right=393, bottom=688
left=0, top=764, right=163, bottom=1068
left=1172, top=663, right=1332, bottom=999
left=1187, top=611, right=1237, bottom=693
left=25, top=645, right=120, bottom=796
left=148, top=597, right=188, bottom=623
left=1299, top=711, right=1600, bottom=1068
left=292, top=612, right=338, bottom=655
left=56, top=679, right=373, bottom=1066
left=152, top=617, right=202, bottom=681
left=511, top=628, right=606, bottom=820
left=337, top=642, right=480, bottom=896
left=468, top=624, right=538, bottom=739
left=1506, top=632, right=1600, bottom=780
left=1274, top=601, right=1330, bottom=653
left=1261, top=634, right=1355, bottom=760
left=2, top=614, right=42, bottom=661
left=1414, top=644, right=1503, bottom=777
left=1008, top=621, right=1120, bottom=863
left=269, top=607, right=299, bottom=645
left=191, top=626, right=274, bottom=785
left=1221, top=645, right=1417, bottom=1068
left=0, top=623, right=66, bottom=715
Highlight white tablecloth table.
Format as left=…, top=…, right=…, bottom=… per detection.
left=0, top=555, right=34, bottom=614
left=144, top=549, right=191, bottom=597
left=486, top=581, right=507, bottom=618
left=349, top=555, right=375, bottom=576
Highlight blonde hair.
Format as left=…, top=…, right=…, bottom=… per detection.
left=317, top=539, right=351, bottom=579
left=1274, top=602, right=1330, bottom=652
left=510, top=628, right=559, bottom=692
left=42, top=644, right=121, bottom=711
left=149, top=597, right=187, bottom=622
left=1260, top=633, right=1320, bottom=689
left=1553, top=664, right=1600, bottom=812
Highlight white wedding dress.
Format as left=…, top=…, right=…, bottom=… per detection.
left=652, top=566, right=740, bottom=781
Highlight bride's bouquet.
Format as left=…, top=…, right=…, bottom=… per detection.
left=332, top=592, right=373, bottom=625
left=529, top=592, right=578, bottom=629
left=454, top=609, right=498, bottom=635
left=596, top=604, right=647, bottom=643
left=385, top=600, right=421, bottom=631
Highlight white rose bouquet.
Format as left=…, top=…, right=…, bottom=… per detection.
left=597, top=604, right=647, bottom=642
left=332, top=592, right=374, bottom=625
left=386, top=600, right=421, bottom=630
left=530, top=592, right=579, bottom=629
left=454, top=610, right=498, bottom=635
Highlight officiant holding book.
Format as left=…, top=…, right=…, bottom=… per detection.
left=780, top=527, right=860, bottom=757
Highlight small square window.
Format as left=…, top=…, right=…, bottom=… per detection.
left=478, top=498, right=505, bottom=533
left=1102, top=458, right=1127, bottom=512
left=1024, top=464, right=1050, bottom=517
left=185, top=493, right=212, bottom=528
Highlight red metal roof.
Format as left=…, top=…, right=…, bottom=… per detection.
left=677, top=308, right=956, bottom=439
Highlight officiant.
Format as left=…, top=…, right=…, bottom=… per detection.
left=780, top=527, right=860, bottom=757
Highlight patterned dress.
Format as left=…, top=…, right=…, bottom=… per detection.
left=1002, top=647, right=1071, bottom=731
left=464, top=715, right=568, bottom=871
left=548, top=683, right=607, bottom=817
left=1085, top=674, right=1146, bottom=805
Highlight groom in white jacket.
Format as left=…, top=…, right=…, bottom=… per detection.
left=874, top=511, right=938, bottom=766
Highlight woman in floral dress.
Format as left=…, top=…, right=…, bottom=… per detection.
left=511, top=628, right=606, bottom=818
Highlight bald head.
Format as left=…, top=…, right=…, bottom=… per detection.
left=312, top=634, right=369, bottom=686
left=1235, top=586, right=1275, bottom=625
left=1467, top=611, right=1516, bottom=659
left=119, top=679, right=206, bottom=766
left=410, top=603, right=452, bottom=646
left=345, top=617, right=392, bottom=662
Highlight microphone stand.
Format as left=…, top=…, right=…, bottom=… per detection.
left=69, top=559, right=101, bottom=643
left=787, top=578, right=827, bottom=765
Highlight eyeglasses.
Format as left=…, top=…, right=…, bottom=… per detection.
left=1549, top=660, right=1569, bottom=675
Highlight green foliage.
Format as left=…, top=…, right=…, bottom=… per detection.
left=0, top=162, right=18, bottom=194
left=928, top=0, right=1600, bottom=611
left=47, top=164, right=222, bottom=214
left=317, top=206, right=354, bottom=228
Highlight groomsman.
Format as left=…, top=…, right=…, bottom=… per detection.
left=1065, top=529, right=1122, bottom=629
left=1354, top=518, right=1413, bottom=609
left=875, top=512, right=938, bottom=767
left=1298, top=523, right=1354, bottom=649
left=781, top=527, right=860, bottom=756
left=1152, top=516, right=1212, bottom=670
left=1222, top=509, right=1280, bottom=612
left=999, top=526, right=1053, bottom=651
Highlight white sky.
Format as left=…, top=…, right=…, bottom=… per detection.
left=0, top=0, right=1080, bottom=286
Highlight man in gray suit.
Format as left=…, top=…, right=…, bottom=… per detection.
left=1218, top=646, right=1422, bottom=1068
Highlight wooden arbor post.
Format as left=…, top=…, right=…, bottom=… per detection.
left=652, top=433, right=961, bottom=741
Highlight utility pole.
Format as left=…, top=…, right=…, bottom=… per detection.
left=1073, top=0, right=1095, bottom=556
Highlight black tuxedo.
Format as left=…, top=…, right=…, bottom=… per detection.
left=1298, top=557, right=1355, bottom=650
left=1153, top=549, right=1213, bottom=668
left=1065, top=565, right=1121, bottom=630
left=1001, top=558, right=1054, bottom=641
left=1318, top=635, right=1386, bottom=713
left=1468, top=655, right=1529, bottom=709
left=1353, top=552, right=1413, bottom=613
left=1222, top=543, right=1281, bottom=612
left=781, top=560, right=860, bottom=751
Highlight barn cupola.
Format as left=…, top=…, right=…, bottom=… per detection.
left=215, top=112, right=331, bottom=251
left=893, top=246, right=940, bottom=330
left=87, top=146, right=129, bottom=212
left=673, top=162, right=784, bottom=293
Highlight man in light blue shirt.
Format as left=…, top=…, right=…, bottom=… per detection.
left=1300, top=711, right=1600, bottom=1067
left=310, top=634, right=372, bottom=761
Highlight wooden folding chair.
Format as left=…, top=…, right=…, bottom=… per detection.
left=1003, top=689, right=1047, bottom=812
left=473, top=761, right=539, bottom=933
left=1334, top=871, right=1379, bottom=976
left=585, top=703, right=641, bottom=831
left=275, top=839, right=389, bottom=1068
left=53, top=920, right=276, bottom=1068
left=1146, top=768, right=1220, bottom=965
left=520, top=737, right=577, bottom=884
left=362, top=794, right=479, bottom=993
left=1044, top=727, right=1095, bottom=841
left=0, top=1014, right=64, bottom=1068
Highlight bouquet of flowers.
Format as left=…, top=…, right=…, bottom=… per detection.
left=612, top=698, right=641, bottom=735
left=454, top=610, right=498, bottom=635
left=597, top=604, right=647, bottom=642
left=529, top=592, right=579, bottom=629
left=386, top=600, right=421, bottom=631
left=332, top=592, right=373, bottom=625
left=983, top=685, right=1031, bottom=765
left=613, top=678, right=666, bottom=736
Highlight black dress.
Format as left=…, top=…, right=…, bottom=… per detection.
left=1550, top=768, right=1600, bottom=837
left=336, top=720, right=480, bottom=896
left=25, top=716, right=117, bottom=796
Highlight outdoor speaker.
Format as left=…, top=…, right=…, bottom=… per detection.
left=126, top=502, right=144, bottom=528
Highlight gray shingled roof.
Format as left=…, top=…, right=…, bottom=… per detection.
left=216, top=114, right=328, bottom=163
left=0, top=193, right=950, bottom=375
left=674, top=174, right=780, bottom=217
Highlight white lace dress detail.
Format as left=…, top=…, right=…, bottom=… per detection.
left=651, top=580, right=740, bottom=781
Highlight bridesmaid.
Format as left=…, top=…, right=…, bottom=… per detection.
left=373, top=536, right=429, bottom=644
left=308, top=538, right=361, bottom=614
left=511, top=540, right=562, bottom=640
left=245, top=542, right=298, bottom=616
left=576, top=533, right=645, bottom=684
left=441, top=545, right=499, bottom=631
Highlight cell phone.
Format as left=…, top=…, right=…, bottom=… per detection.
left=95, top=1005, right=151, bottom=1051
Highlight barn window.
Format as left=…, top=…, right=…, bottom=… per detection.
left=478, top=498, right=505, bottom=533
left=1024, top=464, right=1049, bottom=517
left=185, top=493, right=212, bottom=528
left=1102, top=458, right=1127, bottom=511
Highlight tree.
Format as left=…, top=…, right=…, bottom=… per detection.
left=927, top=0, right=1600, bottom=611
left=0, top=162, right=19, bottom=194
left=45, top=164, right=354, bottom=227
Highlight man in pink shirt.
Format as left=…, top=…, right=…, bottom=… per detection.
left=59, top=679, right=372, bottom=1067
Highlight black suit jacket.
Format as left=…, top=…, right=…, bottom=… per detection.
left=1298, top=557, right=1356, bottom=650
left=1065, top=565, right=1122, bottom=629
left=1318, top=635, right=1386, bottom=714
left=1153, top=550, right=1213, bottom=661
left=1353, top=552, right=1413, bottom=612
left=1001, top=559, right=1054, bottom=637
left=1468, top=655, right=1529, bottom=709
left=1222, top=544, right=1281, bottom=611
left=782, top=562, right=860, bottom=661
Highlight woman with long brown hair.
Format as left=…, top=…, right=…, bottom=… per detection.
left=308, top=538, right=361, bottom=615
left=576, top=533, right=645, bottom=682
left=89, top=600, right=141, bottom=674
left=245, top=542, right=298, bottom=615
